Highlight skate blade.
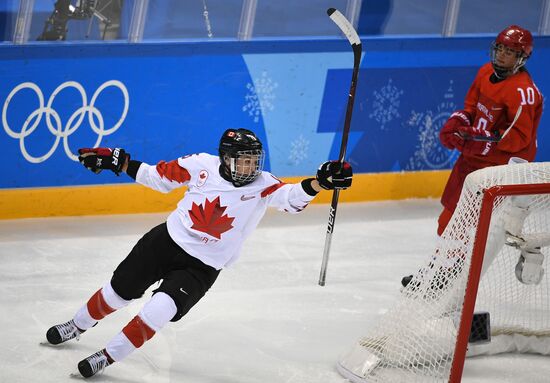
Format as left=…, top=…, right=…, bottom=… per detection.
left=39, top=340, right=81, bottom=348
left=39, top=341, right=59, bottom=347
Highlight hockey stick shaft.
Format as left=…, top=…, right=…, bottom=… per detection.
left=497, top=104, right=522, bottom=141
left=457, top=104, right=523, bottom=143
left=319, top=8, right=362, bottom=286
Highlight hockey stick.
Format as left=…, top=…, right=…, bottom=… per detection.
left=457, top=105, right=523, bottom=143
left=318, top=8, right=362, bottom=286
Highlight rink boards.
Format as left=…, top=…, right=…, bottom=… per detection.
left=1, top=36, right=549, bottom=218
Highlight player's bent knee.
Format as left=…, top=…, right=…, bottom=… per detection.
left=139, top=292, right=178, bottom=331
left=109, top=275, right=148, bottom=301
left=155, top=280, right=208, bottom=322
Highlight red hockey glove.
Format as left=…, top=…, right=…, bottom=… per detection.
left=316, top=160, right=353, bottom=190
left=78, top=147, right=129, bottom=175
left=461, top=136, right=496, bottom=157
left=457, top=124, right=501, bottom=142
left=457, top=125, right=500, bottom=157
left=439, top=110, right=471, bottom=150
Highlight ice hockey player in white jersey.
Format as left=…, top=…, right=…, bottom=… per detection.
left=45, top=128, right=353, bottom=378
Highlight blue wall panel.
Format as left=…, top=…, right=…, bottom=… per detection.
left=319, top=66, right=477, bottom=172
left=1, top=37, right=549, bottom=189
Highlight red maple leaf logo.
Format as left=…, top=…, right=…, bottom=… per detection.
left=188, top=197, right=235, bottom=239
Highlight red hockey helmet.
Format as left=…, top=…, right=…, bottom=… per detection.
left=495, top=25, right=533, bottom=56
left=491, top=25, right=533, bottom=78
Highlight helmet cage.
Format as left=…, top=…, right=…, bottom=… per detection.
left=491, top=25, right=533, bottom=78
left=218, top=128, right=264, bottom=186
left=491, top=42, right=528, bottom=78
left=223, top=149, right=265, bottom=185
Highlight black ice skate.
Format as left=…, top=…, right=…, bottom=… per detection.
left=46, top=319, right=84, bottom=345
left=78, top=349, right=113, bottom=378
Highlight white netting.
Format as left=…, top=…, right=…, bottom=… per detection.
left=338, top=161, right=550, bottom=383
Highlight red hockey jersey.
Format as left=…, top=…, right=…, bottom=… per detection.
left=442, top=63, right=543, bottom=211
left=462, top=62, right=543, bottom=167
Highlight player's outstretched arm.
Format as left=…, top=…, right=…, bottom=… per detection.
left=78, top=147, right=130, bottom=176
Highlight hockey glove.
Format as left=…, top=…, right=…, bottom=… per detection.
left=457, top=123, right=500, bottom=157
left=457, top=124, right=501, bottom=142
left=439, top=110, right=471, bottom=150
left=316, top=160, right=353, bottom=190
left=78, top=147, right=129, bottom=175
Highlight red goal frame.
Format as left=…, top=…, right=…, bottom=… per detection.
left=450, top=183, right=550, bottom=382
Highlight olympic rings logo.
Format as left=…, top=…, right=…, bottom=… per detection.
left=2, top=80, right=129, bottom=163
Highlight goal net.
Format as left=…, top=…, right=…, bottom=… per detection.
left=337, top=160, right=550, bottom=383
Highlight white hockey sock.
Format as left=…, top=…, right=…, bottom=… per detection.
left=105, top=292, right=177, bottom=362
left=73, top=282, right=132, bottom=330
left=105, top=331, right=136, bottom=362
left=102, top=282, right=133, bottom=310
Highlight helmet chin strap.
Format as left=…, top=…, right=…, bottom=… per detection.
left=494, top=65, right=524, bottom=80
left=492, top=57, right=526, bottom=79
left=218, top=155, right=235, bottom=184
left=492, top=64, right=511, bottom=79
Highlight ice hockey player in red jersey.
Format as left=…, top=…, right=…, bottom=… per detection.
left=402, top=25, right=543, bottom=288
left=45, top=128, right=353, bottom=378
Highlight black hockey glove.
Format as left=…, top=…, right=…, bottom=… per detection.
left=316, top=160, right=353, bottom=190
left=78, top=147, right=129, bottom=176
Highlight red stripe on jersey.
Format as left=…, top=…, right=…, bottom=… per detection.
left=122, top=315, right=156, bottom=348
left=261, top=182, right=286, bottom=198
left=87, top=289, right=116, bottom=320
left=156, top=160, right=191, bottom=183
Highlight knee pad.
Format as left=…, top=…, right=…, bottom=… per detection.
left=103, top=282, right=132, bottom=309
left=139, top=292, right=178, bottom=331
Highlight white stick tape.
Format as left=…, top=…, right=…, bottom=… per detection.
left=328, top=8, right=361, bottom=46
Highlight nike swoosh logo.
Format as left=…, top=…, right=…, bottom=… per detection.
left=240, top=195, right=256, bottom=201
left=180, top=288, right=189, bottom=295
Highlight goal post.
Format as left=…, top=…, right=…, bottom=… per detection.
left=451, top=182, right=550, bottom=382
left=337, top=161, right=550, bottom=383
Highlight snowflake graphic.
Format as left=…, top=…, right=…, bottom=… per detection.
left=405, top=80, right=460, bottom=170
left=243, top=71, right=278, bottom=123
left=369, top=78, right=404, bottom=130
left=288, top=134, right=309, bottom=165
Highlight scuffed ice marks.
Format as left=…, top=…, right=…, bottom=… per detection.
left=243, top=71, right=278, bottom=123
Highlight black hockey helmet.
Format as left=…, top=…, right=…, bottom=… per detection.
left=218, top=128, right=265, bottom=187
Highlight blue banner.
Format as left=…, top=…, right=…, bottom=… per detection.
left=1, top=37, right=549, bottom=189
left=319, top=66, right=478, bottom=172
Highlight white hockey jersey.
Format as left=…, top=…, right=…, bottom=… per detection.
left=136, top=153, right=316, bottom=270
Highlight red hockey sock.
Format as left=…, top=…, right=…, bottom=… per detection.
left=87, top=289, right=116, bottom=321
left=437, top=207, right=454, bottom=236
left=122, top=315, right=156, bottom=348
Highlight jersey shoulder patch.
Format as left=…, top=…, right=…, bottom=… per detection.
left=156, top=160, right=191, bottom=183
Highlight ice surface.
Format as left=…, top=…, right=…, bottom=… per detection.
left=0, top=200, right=548, bottom=382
